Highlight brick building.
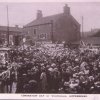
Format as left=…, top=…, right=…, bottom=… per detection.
left=0, top=25, right=23, bottom=46
left=23, top=4, right=80, bottom=43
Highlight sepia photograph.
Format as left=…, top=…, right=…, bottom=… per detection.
left=0, top=1, right=100, bottom=95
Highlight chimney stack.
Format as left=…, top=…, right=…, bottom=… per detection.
left=63, top=4, right=70, bottom=15
left=15, top=25, right=19, bottom=28
left=37, top=10, right=43, bottom=19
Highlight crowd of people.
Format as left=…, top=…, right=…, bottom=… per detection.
left=1, top=43, right=100, bottom=93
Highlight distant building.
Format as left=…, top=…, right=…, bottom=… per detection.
left=83, top=29, right=100, bottom=38
left=74, top=29, right=100, bottom=45
left=0, top=25, right=23, bottom=46
left=23, top=4, right=80, bottom=43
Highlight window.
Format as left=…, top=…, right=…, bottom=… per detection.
left=34, top=29, right=37, bottom=35
left=39, top=33, right=47, bottom=39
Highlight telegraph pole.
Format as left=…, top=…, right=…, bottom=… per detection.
left=51, top=20, right=54, bottom=43
left=82, top=16, right=84, bottom=38
left=7, top=5, right=9, bottom=47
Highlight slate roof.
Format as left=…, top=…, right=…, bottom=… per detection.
left=24, top=13, right=63, bottom=27
left=24, top=13, right=80, bottom=28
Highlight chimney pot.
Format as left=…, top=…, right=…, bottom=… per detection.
left=63, top=4, right=70, bottom=15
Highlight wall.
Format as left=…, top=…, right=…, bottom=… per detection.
left=54, top=14, right=80, bottom=43
left=24, top=23, right=52, bottom=42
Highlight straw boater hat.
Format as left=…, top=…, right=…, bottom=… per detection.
left=73, top=74, right=77, bottom=78
left=29, top=80, right=37, bottom=85
left=48, top=67, right=54, bottom=72
left=51, top=63, right=56, bottom=67
left=94, top=81, right=100, bottom=88
left=89, top=76, right=94, bottom=81
left=54, top=68, right=58, bottom=72
left=41, top=63, right=44, bottom=66
left=24, top=58, right=29, bottom=61
left=64, top=82, right=69, bottom=87
left=79, top=71, right=84, bottom=75
left=75, top=58, right=79, bottom=62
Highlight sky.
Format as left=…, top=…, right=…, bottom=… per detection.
left=0, top=2, right=100, bottom=31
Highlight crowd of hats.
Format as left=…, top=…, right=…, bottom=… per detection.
left=2, top=44, right=100, bottom=93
